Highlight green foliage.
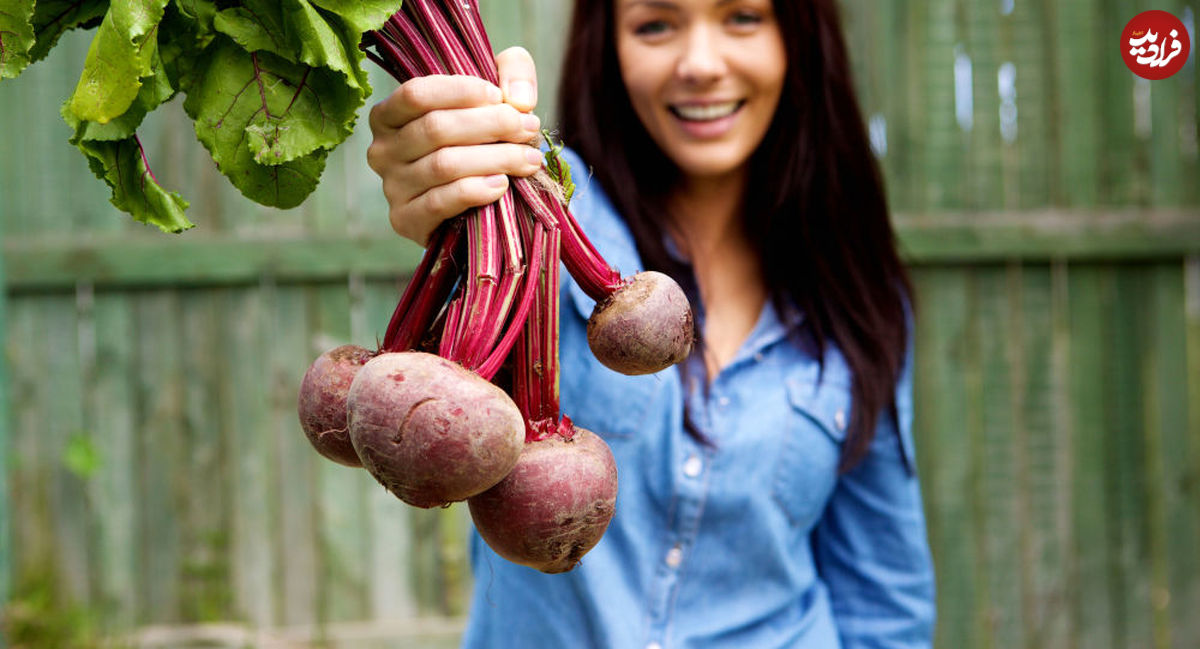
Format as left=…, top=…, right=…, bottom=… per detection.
left=62, top=433, right=102, bottom=480
left=1, top=574, right=112, bottom=649
left=541, top=130, right=575, bottom=203
left=0, top=0, right=404, bottom=232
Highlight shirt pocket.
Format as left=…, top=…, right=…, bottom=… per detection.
left=770, top=376, right=850, bottom=529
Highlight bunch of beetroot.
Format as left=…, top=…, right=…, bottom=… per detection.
left=297, top=0, right=694, bottom=574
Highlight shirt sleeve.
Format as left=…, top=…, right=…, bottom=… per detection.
left=811, top=340, right=937, bottom=649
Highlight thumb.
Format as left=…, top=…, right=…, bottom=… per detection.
left=495, top=46, right=538, bottom=113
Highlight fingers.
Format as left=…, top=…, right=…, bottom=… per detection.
left=394, top=103, right=541, bottom=163
left=496, top=46, right=538, bottom=113
left=369, top=75, right=502, bottom=132
left=386, top=175, right=511, bottom=246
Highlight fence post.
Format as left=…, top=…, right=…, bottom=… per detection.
left=0, top=220, right=9, bottom=649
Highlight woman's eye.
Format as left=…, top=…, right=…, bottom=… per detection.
left=634, top=20, right=672, bottom=37
left=728, top=10, right=763, bottom=28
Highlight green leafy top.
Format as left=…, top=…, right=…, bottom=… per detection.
left=0, top=0, right=404, bottom=232
left=542, top=129, right=575, bottom=204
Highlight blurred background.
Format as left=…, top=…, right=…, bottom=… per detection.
left=1, top=0, right=1198, bottom=647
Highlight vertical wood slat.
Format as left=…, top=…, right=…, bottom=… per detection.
left=222, top=285, right=275, bottom=627
left=89, top=292, right=138, bottom=630
left=134, top=292, right=184, bottom=624
left=1067, top=265, right=1115, bottom=649
left=179, top=292, right=232, bottom=623
left=911, top=268, right=976, bottom=649
left=1185, top=256, right=1200, bottom=649
left=271, top=286, right=320, bottom=626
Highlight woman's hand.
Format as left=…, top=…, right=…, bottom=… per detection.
left=367, top=47, right=542, bottom=246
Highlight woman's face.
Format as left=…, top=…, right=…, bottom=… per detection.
left=614, top=0, right=787, bottom=183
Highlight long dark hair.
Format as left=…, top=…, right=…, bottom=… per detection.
left=557, top=0, right=914, bottom=472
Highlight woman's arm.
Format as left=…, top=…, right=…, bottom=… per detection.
left=812, top=342, right=937, bottom=649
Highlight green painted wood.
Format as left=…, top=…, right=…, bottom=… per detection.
left=178, top=291, right=233, bottom=623
left=1106, top=266, right=1154, bottom=649
left=271, top=286, right=321, bottom=626
left=911, top=268, right=977, bottom=649
left=220, top=285, right=276, bottom=627
left=1053, top=0, right=1102, bottom=207
left=974, top=265, right=1022, bottom=648
left=89, top=291, right=139, bottom=630
left=0, top=173, right=8, bottom=649
left=963, top=0, right=1002, bottom=212
left=1187, top=256, right=1200, bottom=648
left=134, top=291, right=185, bottom=623
left=1145, top=264, right=1200, bottom=649
left=4, top=235, right=424, bottom=291
left=1067, top=265, right=1116, bottom=649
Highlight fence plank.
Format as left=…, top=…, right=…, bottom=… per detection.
left=89, top=291, right=139, bottom=629
left=179, top=291, right=233, bottom=623
left=1106, top=266, right=1154, bottom=649
left=1067, top=264, right=1115, bottom=649
left=911, top=268, right=978, bottom=649
left=271, top=286, right=321, bottom=626
left=134, top=291, right=185, bottom=624
left=221, top=285, right=276, bottom=627
left=1145, top=264, right=1200, bottom=649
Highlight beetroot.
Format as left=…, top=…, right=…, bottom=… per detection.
left=586, top=271, right=694, bottom=375
left=347, top=351, right=524, bottom=508
left=468, top=428, right=617, bottom=574
left=297, top=344, right=376, bottom=467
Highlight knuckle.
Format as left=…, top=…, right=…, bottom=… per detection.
left=398, top=78, right=433, bottom=110
left=420, top=111, right=449, bottom=144
left=426, top=148, right=457, bottom=181
left=365, top=142, right=386, bottom=174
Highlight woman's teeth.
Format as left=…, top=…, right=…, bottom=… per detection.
left=671, top=101, right=741, bottom=121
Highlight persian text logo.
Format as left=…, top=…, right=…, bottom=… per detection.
left=1121, top=10, right=1191, bottom=80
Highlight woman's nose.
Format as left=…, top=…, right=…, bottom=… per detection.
left=676, top=24, right=726, bottom=84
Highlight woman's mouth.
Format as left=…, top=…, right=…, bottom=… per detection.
left=669, top=100, right=744, bottom=122
left=667, top=100, right=745, bottom=138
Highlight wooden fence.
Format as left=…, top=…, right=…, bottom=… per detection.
left=1, top=1, right=1199, bottom=648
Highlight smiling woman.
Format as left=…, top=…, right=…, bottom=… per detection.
left=366, top=0, right=935, bottom=647
left=615, top=0, right=786, bottom=183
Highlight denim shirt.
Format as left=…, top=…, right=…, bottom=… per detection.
left=461, top=149, right=936, bottom=649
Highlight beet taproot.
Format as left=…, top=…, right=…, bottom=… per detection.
left=586, top=270, right=694, bottom=375
left=347, top=351, right=524, bottom=508
left=297, top=344, right=376, bottom=467
left=468, top=428, right=618, bottom=573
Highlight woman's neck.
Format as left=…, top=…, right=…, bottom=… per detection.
left=668, top=169, right=749, bottom=259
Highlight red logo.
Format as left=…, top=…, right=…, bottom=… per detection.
left=1122, top=10, right=1191, bottom=80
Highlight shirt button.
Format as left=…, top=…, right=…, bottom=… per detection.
left=754, top=351, right=764, bottom=362
left=683, top=454, right=703, bottom=478
left=717, top=396, right=730, bottom=407
left=834, top=409, right=847, bottom=430
left=646, top=643, right=663, bottom=649
left=665, top=545, right=683, bottom=568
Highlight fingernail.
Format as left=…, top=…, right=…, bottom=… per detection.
left=485, top=174, right=508, bottom=187
left=521, top=112, right=541, bottom=132
left=525, top=147, right=544, bottom=165
left=508, top=80, right=533, bottom=107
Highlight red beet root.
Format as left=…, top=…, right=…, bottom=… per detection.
left=297, top=345, right=376, bottom=467
left=587, top=271, right=694, bottom=375
left=347, top=351, right=525, bottom=508
left=468, top=427, right=618, bottom=574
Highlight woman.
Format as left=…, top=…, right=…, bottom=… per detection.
left=366, top=0, right=936, bottom=647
